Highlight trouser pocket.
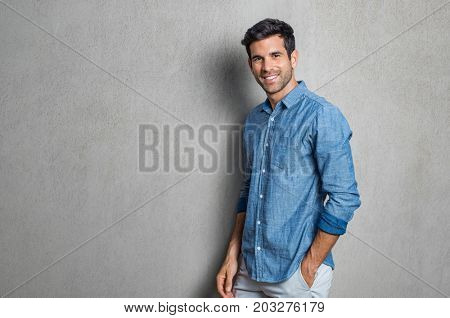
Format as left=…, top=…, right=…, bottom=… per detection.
left=298, top=263, right=327, bottom=289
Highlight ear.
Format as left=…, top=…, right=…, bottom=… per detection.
left=290, top=49, right=299, bottom=68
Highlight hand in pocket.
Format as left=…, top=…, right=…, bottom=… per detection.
left=300, top=259, right=319, bottom=288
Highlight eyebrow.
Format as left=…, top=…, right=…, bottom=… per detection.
left=251, top=50, right=284, bottom=59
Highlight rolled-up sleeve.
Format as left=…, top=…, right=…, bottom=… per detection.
left=311, top=105, right=361, bottom=235
left=235, top=124, right=251, bottom=214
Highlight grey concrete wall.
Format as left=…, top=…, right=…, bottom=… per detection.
left=0, top=0, right=448, bottom=297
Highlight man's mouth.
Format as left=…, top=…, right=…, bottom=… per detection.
left=262, top=74, right=278, bottom=83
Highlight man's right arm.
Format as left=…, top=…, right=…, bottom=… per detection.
left=216, top=212, right=246, bottom=298
left=216, top=124, right=251, bottom=297
left=216, top=159, right=250, bottom=297
left=226, top=211, right=246, bottom=260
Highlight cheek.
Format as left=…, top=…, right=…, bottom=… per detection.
left=251, top=67, right=262, bottom=76
left=280, top=63, right=292, bottom=74
left=280, top=61, right=289, bottom=69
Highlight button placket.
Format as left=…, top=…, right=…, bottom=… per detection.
left=255, top=118, right=271, bottom=280
left=255, top=110, right=280, bottom=280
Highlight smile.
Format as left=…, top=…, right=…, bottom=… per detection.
left=262, top=74, right=278, bottom=83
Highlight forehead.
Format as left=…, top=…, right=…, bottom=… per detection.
left=249, top=34, right=287, bottom=57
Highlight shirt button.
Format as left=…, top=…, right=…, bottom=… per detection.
left=262, top=169, right=265, bottom=173
left=270, top=118, right=274, bottom=121
left=259, top=194, right=263, bottom=198
left=257, top=220, right=261, bottom=225
left=265, top=143, right=268, bottom=147
left=257, top=246, right=261, bottom=251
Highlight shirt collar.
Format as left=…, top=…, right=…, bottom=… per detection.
left=261, top=80, right=308, bottom=113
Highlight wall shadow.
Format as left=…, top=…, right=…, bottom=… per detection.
left=192, top=45, right=258, bottom=297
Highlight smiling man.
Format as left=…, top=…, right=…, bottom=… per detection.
left=216, top=18, right=361, bottom=298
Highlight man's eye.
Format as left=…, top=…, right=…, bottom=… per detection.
left=273, top=54, right=280, bottom=58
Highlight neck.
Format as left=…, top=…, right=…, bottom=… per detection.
left=268, top=77, right=298, bottom=109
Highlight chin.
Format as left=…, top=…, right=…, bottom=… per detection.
left=263, top=84, right=283, bottom=94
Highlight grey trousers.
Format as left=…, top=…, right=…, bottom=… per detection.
left=232, top=253, right=333, bottom=298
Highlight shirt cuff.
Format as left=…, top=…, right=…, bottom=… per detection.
left=318, top=211, right=348, bottom=235
left=235, top=197, right=248, bottom=213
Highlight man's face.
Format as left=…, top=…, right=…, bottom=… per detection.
left=248, top=34, right=297, bottom=95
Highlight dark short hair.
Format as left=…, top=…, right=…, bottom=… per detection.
left=241, top=18, right=295, bottom=59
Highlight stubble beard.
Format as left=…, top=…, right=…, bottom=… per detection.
left=256, top=67, right=293, bottom=95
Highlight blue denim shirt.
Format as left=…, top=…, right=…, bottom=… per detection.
left=235, top=80, right=361, bottom=283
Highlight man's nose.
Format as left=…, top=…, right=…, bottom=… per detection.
left=262, top=59, right=274, bottom=72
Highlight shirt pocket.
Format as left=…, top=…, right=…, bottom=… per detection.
left=270, top=136, right=314, bottom=177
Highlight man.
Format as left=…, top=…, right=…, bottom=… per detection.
left=216, top=18, right=361, bottom=298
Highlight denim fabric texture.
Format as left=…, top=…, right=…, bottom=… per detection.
left=235, top=80, right=361, bottom=283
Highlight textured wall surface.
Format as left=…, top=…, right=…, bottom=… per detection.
left=0, top=0, right=449, bottom=297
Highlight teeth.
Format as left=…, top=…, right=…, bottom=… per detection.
left=265, top=75, right=277, bottom=80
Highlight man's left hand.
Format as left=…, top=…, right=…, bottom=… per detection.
left=300, top=256, right=320, bottom=288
